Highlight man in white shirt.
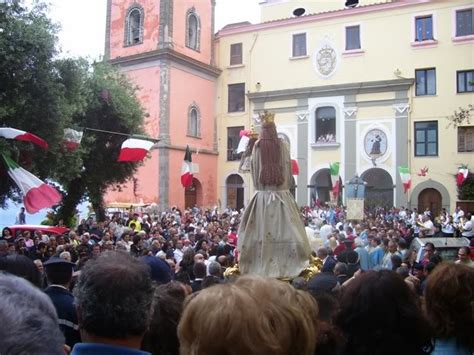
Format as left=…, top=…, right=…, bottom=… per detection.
left=421, top=215, right=435, bottom=237
left=461, top=214, right=473, bottom=239
left=173, top=239, right=184, bottom=264
left=453, top=206, right=464, bottom=224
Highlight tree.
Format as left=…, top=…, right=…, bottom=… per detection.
left=53, top=61, right=146, bottom=224
left=0, top=1, right=67, bottom=206
left=1, top=2, right=147, bottom=224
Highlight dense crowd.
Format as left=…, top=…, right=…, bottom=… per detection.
left=0, top=204, right=473, bottom=355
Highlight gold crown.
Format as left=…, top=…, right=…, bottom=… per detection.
left=259, top=110, right=275, bottom=124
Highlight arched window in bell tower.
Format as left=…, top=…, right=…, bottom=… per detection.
left=124, top=5, right=144, bottom=46
left=186, top=8, right=200, bottom=51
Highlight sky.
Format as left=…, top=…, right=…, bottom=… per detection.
left=47, top=0, right=261, bottom=60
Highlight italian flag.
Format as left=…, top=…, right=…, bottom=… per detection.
left=330, top=162, right=340, bottom=195
left=63, top=128, right=83, bottom=151
left=399, top=166, right=411, bottom=193
left=117, top=138, right=154, bottom=162
left=0, top=127, right=48, bottom=149
left=3, top=155, right=62, bottom=214
left=181, top=145, right=193, bottom=188
left=457, top=166, right=469, bottom=186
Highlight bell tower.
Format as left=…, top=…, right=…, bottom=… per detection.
left=104, top=0, right=220, bottom=209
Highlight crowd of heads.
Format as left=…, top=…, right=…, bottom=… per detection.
left=0, top=204, right=473, bottom=354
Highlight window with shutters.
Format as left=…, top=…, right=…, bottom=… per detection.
left=458, top=127, right=474, bottom=152
left=455, top=8, right=474, bottom=37
left=292, top=33, right=307, bottom=57
left=230, top=43, right=243, bottom=65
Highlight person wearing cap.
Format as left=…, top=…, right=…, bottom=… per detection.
left=44, top=257, right=81, bottom=348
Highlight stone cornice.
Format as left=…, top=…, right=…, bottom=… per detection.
left=108, top=48, right=221, bottom=78
left=247, top=79, right=414, bottom=103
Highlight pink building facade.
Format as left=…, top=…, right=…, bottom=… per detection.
left=105, top=0, right=219, bottom=209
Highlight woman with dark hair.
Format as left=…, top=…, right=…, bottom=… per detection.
left=425, top=262, right=474, bottom=354
left=179, top=248, right=195, bottom=280
left=0, top=254, right=42, bottom=288
left=142, top=282, right=187, bottom=355
left=1, top=227, right=13, bottom=242
left=237, top=111, right=311, bottom=278
left=336, top=270, right=432, bottom=355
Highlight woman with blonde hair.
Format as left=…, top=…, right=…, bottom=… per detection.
left=237, top=111, right=311, bottom=278
left=178, top=275, right=318, bottom=355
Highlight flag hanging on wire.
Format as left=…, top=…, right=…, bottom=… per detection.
left=63, top=128, right=83, bottom=151
left=2, top=155, right=61, bottom=214
left=181, top=145, right=193, bottom=188
left=0, top=127, right=48, bottom=149
left=117, top=138, right=154, bottom=162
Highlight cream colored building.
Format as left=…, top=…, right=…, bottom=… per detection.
left=215, top=0, right=474, bottom=215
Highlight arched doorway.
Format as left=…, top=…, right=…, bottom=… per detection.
left=226, top=174, right=244, bottom=210
left=361, top=168, right=393, bottom=209
left=418, top=188, right=442, bottom=217
left=310, top=169, right=332, bottom=205
left=185, top=178, right=202, bottom=208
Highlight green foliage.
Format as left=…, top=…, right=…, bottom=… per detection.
left=447, top=105, right=474, bottom=128
left=0, top=1, right=65, bottom=206
left=55, top=61, right=146, bottom=223
left=458, top=173, right=474, bottom=201
left=1, top=2, right=147, bottom=223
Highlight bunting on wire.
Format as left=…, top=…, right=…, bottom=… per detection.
left=457, top=165, right=469, bottom=186
left=181, top=145, right=193, bottom=188
left=2, top=155, right=62, bottom=214
left=330, top=162, right=340, bottom=197
left=63, top=128, right=83, bottom=151
left=0, top=127, right=48, bottom=149
left=398, top=166, right=411, bottom=193
left=117, top=138, right=154, bottom=162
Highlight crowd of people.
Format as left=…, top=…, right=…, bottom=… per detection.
left=0, top=204, right=473, bottom=354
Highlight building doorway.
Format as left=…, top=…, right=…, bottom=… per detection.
left=310, top=169, right=332, bottom=205
left=226, top=174, right=244, bottom=210
left=185, top=178, right=202, bottom=208
left=361, top=168, right=394, bottom=209
left=418, top=188, right=442, bottom=217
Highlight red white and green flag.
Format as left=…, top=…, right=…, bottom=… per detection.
left=457, top=165, right=469, bottom=186
left=3, top=155, right=61, bottom=214
left=181, top=145, right=193, bottom=188
left=117, top=138, right=154, bottom=162
left=399, top=166, right=411, bottom=193
left=63, top=128, right=83, bottom=151
left=0, top=127, right=48, bottom=149
left=330, top=162, right=340, bottom=195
